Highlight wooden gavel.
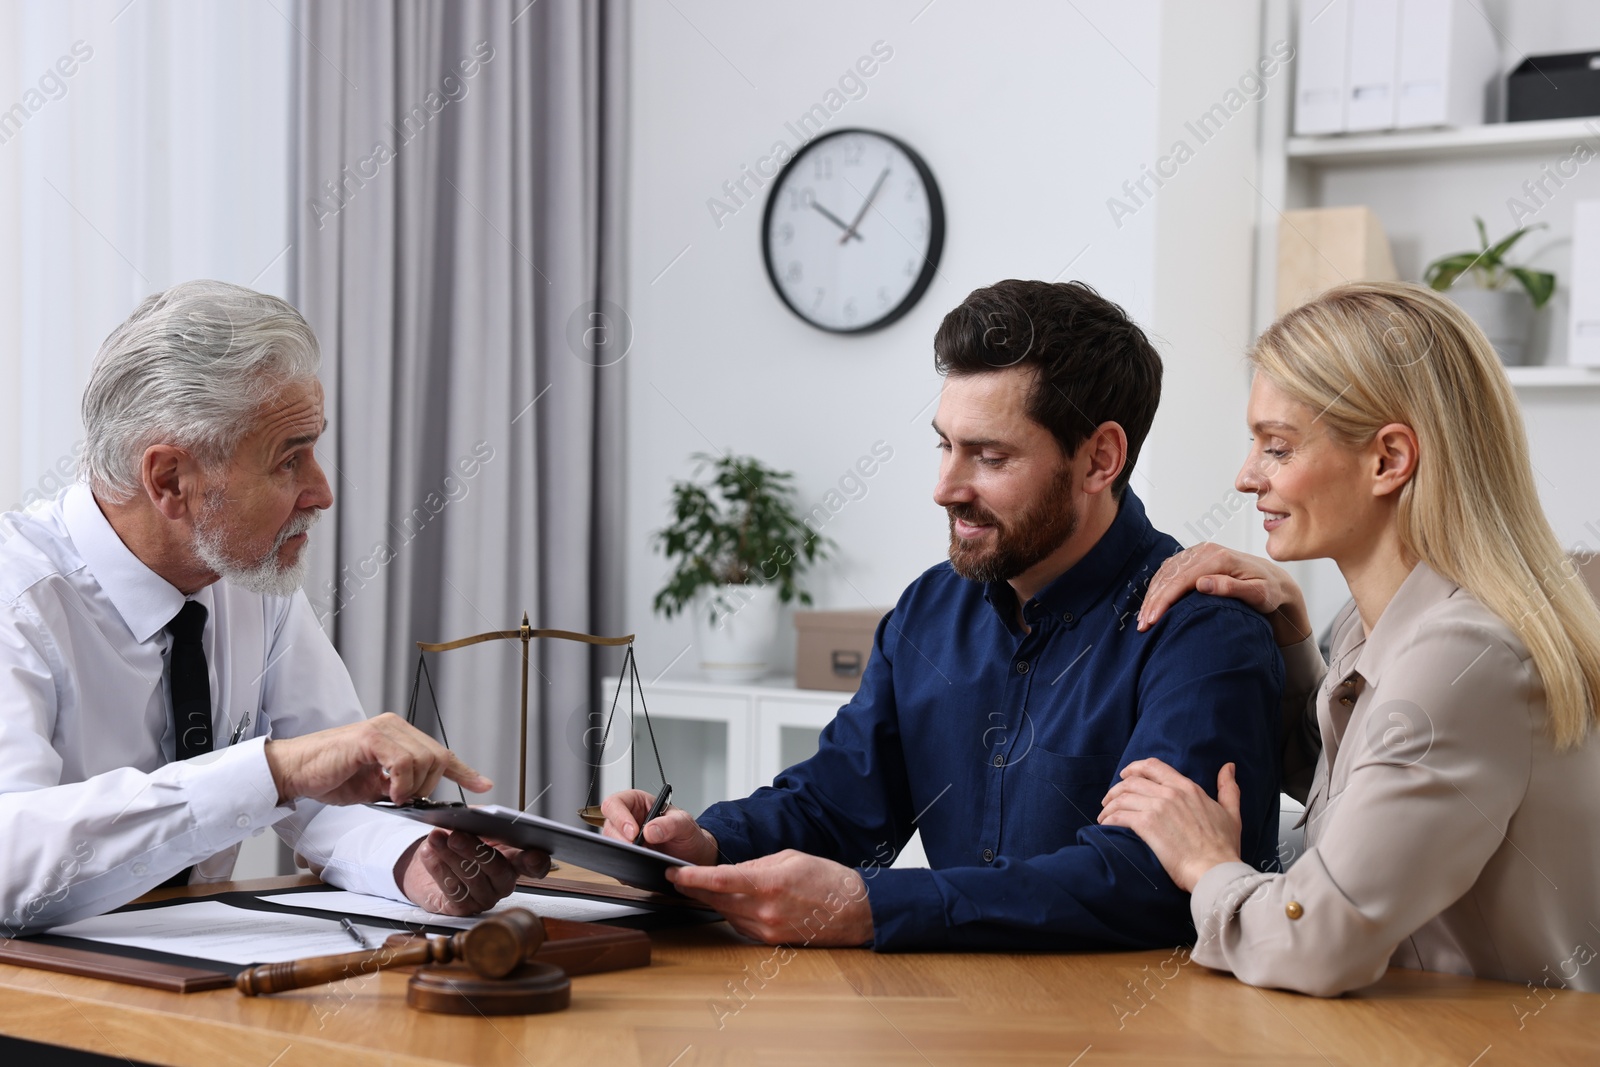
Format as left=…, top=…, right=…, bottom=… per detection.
left=236, top=909, right=547, bottom=996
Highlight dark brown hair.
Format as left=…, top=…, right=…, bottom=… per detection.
left=933, top=279, right=1162, bottom=498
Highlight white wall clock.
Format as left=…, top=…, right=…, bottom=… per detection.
left=761, top=128, right=945, bottom=334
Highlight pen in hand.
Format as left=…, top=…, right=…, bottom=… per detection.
left=633, top=783, right=673, bottom=847
left=339, top=917, right=373, bottom=950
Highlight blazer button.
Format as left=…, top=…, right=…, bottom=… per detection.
left=982, top=848, right=995, bottom=862
left=1285, top=901, right=1304, bottom=920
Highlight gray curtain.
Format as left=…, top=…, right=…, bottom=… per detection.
left=289, top=0, right=628, bottom=820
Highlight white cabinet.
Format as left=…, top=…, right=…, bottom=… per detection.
left=597, top=676, right=843, bottom=820
left=753, top=693, right=840, bottom=788
left=596, top=676, right=930, bottom=868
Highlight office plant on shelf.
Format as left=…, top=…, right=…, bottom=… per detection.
left=653, top=452, right=833, bottom=684
left=1424, top=218, right=1557, bottom=367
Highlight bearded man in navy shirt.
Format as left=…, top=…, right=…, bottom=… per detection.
left=602, top=279, right=1283, bottom=951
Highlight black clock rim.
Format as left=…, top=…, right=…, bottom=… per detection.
left=760, top=127, right=946, bottom=336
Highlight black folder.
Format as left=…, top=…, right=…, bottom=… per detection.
left=368, top=801, right=692, bottom=895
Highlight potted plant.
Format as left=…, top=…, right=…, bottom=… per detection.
left=653, top=452, right=833, bottom=683
left=1424, top=217, right=1556, bottom=366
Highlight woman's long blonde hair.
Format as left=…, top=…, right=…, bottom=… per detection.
left=1253, top=281, right=1600, bottom=747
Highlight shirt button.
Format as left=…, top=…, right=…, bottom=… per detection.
left=1339, top=697, right=1354, bottom=707
left=1062, top=612, right=1074, bottom=624
left=1341, top=678, right=1356, bottom=688
left=1285, top=901, right=1304, bottom=920
left=235, top=815, right=251, bottom=828
left=982, top=848, right=995, bottom=863
left=1015, top=660, right=1029, bottom=675
left=131, top=862, right=148, bottom=876
left=992, top=753, right=1005, bottom=768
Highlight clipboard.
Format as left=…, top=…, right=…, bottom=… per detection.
left=370, top=801, right=692, bottom=896
left=0, top=884, right=687, bottom=994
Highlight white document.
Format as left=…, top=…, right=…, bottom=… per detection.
left=46, top=900, right=396, bottom=965
left=256, top=888, right=648, bottom=929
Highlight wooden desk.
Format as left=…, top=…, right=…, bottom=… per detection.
left=2, top=875, right=1595, bottom=1066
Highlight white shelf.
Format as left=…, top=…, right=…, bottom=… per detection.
left=1505, top=365, right=1600, bottom=388
left=627, top=674, right=848, bottom=698
left=1287, top=116, right=1600, bottom=166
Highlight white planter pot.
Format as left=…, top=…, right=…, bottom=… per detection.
left=694, top=583, right=781, bottom=684
left=1446, top=286, right=1535, bottom=366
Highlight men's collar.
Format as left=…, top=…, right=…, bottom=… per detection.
left=1340, top=561, right=1459, bottom=686
left=982, top=488, right=1156, bottom=628
left=63, top=482, right=210, bottom=643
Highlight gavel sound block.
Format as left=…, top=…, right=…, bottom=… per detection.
left=236, top=908, right=570, bottom=1015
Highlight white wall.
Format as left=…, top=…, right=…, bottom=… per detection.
left=1145, top=1, right=1272, bottom=552
left=624, top=0, right=1160, bottom=675
left=625, top=0, right=1274, bottom=680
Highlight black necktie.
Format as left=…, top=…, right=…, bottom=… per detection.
left=156, top=601, right=211, bottom=890
left=167, top=601, right=212, bottom=761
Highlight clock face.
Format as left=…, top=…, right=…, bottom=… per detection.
left=762, top=128, right=945, bottom=334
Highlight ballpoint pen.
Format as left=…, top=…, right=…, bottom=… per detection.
left=633, top=783, right=673, bottom=847
left=339, top=917, right=373, bottom=950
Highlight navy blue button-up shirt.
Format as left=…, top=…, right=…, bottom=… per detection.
left=697, top=490, right=1283, bottom=952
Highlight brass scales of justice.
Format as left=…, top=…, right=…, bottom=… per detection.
left=232, top=616, right=672, bottom=1018
left=405, top=612, right=672, bottom=824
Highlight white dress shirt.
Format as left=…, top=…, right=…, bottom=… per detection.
left=0, top=483, right=426, bottom=935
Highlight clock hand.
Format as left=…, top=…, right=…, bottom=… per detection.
left=839, top=167, right=890, bottom=245
left=809, top=200, right=864, bottom=242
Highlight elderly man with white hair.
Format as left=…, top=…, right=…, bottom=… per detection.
left=0, top=280, right=547, bottom=935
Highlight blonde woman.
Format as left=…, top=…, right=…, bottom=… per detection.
left=1100, top=281, right=1600, bottom=996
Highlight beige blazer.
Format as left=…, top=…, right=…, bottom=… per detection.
left=1190, top=562, right=1600, bottom=996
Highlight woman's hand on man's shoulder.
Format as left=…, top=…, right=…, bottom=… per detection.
left=1138, top=543, right=1312, bottom=648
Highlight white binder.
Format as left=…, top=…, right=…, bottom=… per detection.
left=1295, top=0, right=1351, bottom=135
left=1346, top=0, right=1401, bottom=131
left=1295, top=0, right=1499, bottom=136
left=1395, top=0, right=1498, bottom=129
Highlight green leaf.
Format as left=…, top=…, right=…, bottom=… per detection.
left=1483, top=222, right=1544, bottom=267
left=1425, top=220, right=1554, bottom=298
left=1508, top=267, right=1557, bottom=309
left=1423, top=253, right=1482, bottom=292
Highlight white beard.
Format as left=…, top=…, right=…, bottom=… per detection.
left=192, top=494, right=319, bottom=598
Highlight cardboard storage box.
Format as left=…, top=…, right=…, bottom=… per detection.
left=795, top=609, right=888, bottom=692
left=1276, top=206, right=1397, bottom=317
